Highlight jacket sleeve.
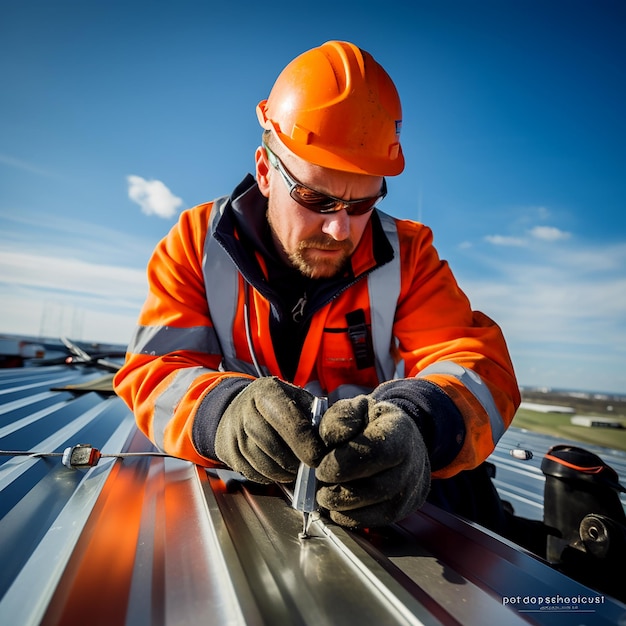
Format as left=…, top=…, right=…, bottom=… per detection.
left=391, top=219, right=521, bottom=479
left=113, top=203, right=254, bottom=466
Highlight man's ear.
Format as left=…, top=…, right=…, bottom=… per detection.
left=255, top=146, right=271, bottom=198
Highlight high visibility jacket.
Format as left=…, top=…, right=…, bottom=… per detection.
left=114, top=176, right=520, bottom=479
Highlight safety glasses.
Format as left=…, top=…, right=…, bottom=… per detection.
left=264, top=143, right=386, bottom=216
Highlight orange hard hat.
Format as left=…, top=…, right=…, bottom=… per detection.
left=256, top=41, right=404, bottom=176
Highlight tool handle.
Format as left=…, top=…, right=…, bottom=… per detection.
left=310, top=396, right=328, bottom=427
left=292, top=396, right=327, bottom=513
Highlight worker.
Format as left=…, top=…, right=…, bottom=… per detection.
left=113, top=40, right=520, bottom=530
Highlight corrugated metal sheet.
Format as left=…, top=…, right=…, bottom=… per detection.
left=1, top=364, right=625, bottom=625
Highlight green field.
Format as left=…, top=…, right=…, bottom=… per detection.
left=511, top=407, right=626, bottom=452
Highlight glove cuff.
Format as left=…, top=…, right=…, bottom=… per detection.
left=192, top=376, right=252, bottom=461
left=371, top=378, right=465, bottom=471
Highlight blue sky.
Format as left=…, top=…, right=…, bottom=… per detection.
left=1, top=0, right=625, bottom=394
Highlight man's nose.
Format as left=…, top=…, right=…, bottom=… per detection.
left=321, top=209, right=350, bottom=241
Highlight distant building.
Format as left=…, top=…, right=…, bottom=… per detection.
left=0, top=337, right=45, bottom=368
left=571, top=416, right=624, bottom=429
left=519, top=401, right=575, bottom=414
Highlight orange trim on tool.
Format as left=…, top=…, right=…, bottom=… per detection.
left=544, top=453, right=604, bottom=474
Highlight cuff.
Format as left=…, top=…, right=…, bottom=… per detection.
left=192, top=377, right=252, bottom=461
left=371, top=378, right=466, bottom=471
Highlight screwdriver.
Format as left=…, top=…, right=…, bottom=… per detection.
left=292, top=395, right=327, bottom=539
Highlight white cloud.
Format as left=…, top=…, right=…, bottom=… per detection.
left=0, top=250, right=147, bottom=306
left=456, top=240, right=626, bottom=392
left=554, top=244, right=626, bottom=272
left=127, top=175, right=183, bottom=219
left=0, top=211, right=156, bottom=345
left=484, top=224, right=571, bottom=248
left=0, top=250, right=147, bottom=344
left=484, top=234, right=527, bottom=247
left=0, top=209, right=156, bottom=267
left=530, top=226, right=571, bottom=241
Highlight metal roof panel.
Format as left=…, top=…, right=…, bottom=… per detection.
left=1, top=365, right=625, bottom=625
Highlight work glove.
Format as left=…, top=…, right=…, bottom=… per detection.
left=215, top=377, right=326, bottom=484
left=316, top=395, right=430, bottom=528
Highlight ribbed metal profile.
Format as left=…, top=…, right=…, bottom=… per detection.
left=1, top=365, right=625, bottom=625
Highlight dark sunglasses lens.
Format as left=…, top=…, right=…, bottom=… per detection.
left=292, top=186, right=337, bottom=211
left=292, top=186, right=379, bottom=215
left=345, top=199, right=378, bottom=215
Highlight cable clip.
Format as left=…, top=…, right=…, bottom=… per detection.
left=62, top=444, right=102, bottom=469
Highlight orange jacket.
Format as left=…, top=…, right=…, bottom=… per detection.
left=114, top=176, right=520, bottom=479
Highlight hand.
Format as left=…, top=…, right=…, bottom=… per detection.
left=215, top=377, right=326, bottom=484
left=316, top=395, right=430, bottom=528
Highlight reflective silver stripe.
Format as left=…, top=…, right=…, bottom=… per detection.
left=128, top=324, right=220, bottom=356
left=153, top=366, right=209, bottom=449
left=369, top=211, right=402, bottom=381
left=418, top=361, right=506, bottom=444
left=203, top=197, right=239, bottom=365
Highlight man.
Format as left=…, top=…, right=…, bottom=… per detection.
left=114, top=40, right=520, bottom=529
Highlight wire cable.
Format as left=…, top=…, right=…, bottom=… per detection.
left=243, top=283, right=265, bottom=378
left=0, top=445, right=173, bottom=469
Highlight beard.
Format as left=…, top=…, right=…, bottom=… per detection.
left=289, top=236, right=354, bottom=279
left=267, top=212, right=354, bottom=279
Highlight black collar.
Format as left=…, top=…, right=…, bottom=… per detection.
left=214, top=174, right=394, bottom=318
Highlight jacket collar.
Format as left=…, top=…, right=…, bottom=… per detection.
left=214, top=174, right=395, bottom=304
